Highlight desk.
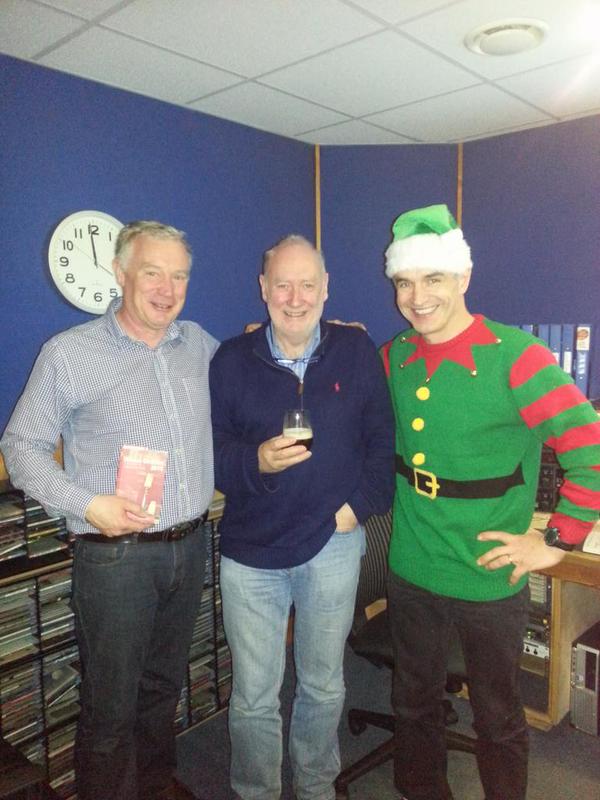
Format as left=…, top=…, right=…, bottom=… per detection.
left=526, top=549, right=600, bottom=730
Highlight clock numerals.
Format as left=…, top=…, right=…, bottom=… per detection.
left=72, top=224, right=112, bottom=239
left=75, top=288, right=118, bottom=303
left=48, top=210, right=123, bottom=315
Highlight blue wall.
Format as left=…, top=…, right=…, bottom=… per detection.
left=0, top=54, right=314, bottom=431
left=319, top=117, right=600, bottom=398
left=463, top=115, right=600, bottom=398
left=319, top=144, right=458, bottom=347
left=2, top=53, right=599, bottom=436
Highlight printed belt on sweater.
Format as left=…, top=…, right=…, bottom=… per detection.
left=395, top=455, right=524, bottom=500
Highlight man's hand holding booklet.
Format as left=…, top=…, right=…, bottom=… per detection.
left=115, top=446, right=168, bottom=522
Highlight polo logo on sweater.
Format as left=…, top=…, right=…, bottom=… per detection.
left=334, top=382, right=340, bottom=392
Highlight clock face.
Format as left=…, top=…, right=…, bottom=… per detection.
left=48, top=210, right=123, bottom=314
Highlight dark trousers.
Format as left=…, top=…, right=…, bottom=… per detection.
left=71, top=527, right=207, bottom=800
left=387, top=573, right=530, bottom=800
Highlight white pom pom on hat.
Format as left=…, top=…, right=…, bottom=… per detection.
left=385, top=203, right=472, bottom=278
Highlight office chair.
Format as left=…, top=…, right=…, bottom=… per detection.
left=335, top=511, right=476, bottom=800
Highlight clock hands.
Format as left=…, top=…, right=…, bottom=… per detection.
left=90, top=231, right=99, bottom=267
left=72, top=240, right=115, bottom=277
left=96, top=261, right=116, bottom=277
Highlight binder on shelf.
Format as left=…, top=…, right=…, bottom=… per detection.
left=561, top=324, right=575, bottom=377
left=520, top=324, right=534, bottom=335
left=549, top=324, right=562, bottom=364
left=575, top=324, right=592, bottom=397
left=537, top=324, right=550, bottom=347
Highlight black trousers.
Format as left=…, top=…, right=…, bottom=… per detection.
left=72, top=528, right=207, bottom=800
left=387, top=573, right=530, bottom=800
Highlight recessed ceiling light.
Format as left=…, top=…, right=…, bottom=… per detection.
left=465, top=18, right=549, bottom=56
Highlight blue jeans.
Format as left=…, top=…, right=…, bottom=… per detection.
left=221, top=527, right=365, bottom=800
left=388, top=574, right=530, bottom=800
left=71, top=527, right=207, bottom=800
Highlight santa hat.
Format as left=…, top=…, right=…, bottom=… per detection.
left=385, top=204, right=472, bottom=278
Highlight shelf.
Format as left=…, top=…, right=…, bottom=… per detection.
left=0, top=482, right=229, bottom=799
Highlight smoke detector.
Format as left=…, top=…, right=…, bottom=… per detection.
left=465, top=18, right=548, bottom=56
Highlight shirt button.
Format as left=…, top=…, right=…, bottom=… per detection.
left=412, top=452, right=426, bottom=466
left=416, top=386, right=430, bottom=400
left=412, top=418, right=425, bottom=431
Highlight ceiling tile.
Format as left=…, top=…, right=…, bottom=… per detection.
left=0, top=0, right=83, bottom=58
left=399, top=0, right=600, bottom=80
left=498, top=54, right=600, bottom=119
left=2, top=0, right=600, bottom=145
left=561, top=107, right=600, bottom=124
left=298, top=119, right=415, bottom=145
left=457, top=117, right=556, bottom=143
left=261, top=30, right=479, bottom=117
left=39, top=28, right=241, bottom=105
left=365, top=84, right=552, bottom=142
left=102, top=0, right=383, bottom=76
left=346, top=0, right=463, bottom=26
left=189, top=83, right=349, bottom=138
left=37, top=0, right=126, bottom=19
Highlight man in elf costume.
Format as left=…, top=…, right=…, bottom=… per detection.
left=381, top=204, right=600, bottom=800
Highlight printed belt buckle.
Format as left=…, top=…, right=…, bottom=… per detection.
left=413, top=467, right=440, bottom=500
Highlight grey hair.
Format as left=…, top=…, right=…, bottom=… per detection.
left=115, top=220, right=192, bottom=271
left=262, top=234, right=326, bottom=274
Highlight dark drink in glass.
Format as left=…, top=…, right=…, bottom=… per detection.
left=283, top=409, right=313, bottom=451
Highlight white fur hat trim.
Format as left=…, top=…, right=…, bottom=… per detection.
left=385, top=228, right=472, bottom=278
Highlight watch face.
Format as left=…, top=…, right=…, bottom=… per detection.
left=543, top=526, right=574, bottom=550
left=544, top=527, right=559, bottom=546
left=48, top=210, right=123, bottom=314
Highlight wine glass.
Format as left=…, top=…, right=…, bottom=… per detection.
left=283, top=409, right=313, bottom=451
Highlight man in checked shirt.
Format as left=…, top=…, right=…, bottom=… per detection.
left=1, top=221, right=217, bottom=800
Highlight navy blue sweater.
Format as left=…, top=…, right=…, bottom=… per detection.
left=209, top=321, right=395, bottom=568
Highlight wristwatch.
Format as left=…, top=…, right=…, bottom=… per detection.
left=543, top=526, right=575, bottom=552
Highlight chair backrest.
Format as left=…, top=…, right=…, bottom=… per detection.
left=351, top=511, right=469, bottom=685
left=352, top=511, right=392, bottom=634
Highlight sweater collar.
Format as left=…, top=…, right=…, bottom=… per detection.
left=254, top=319, right=329, bottom=359
left=401, top=314, right=499, bottom=378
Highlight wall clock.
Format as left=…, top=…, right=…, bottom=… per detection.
left=48, top=210, right=123, bottom=314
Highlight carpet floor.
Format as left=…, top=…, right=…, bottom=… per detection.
left=176, top=644, right=600, bottom=799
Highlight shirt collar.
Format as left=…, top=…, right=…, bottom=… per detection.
left=266, top=322, right=320, bottom=360
left=266, top=322, right=321, bottom=381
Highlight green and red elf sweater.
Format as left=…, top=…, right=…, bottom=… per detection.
left=381, top=315, right=600, bottom=601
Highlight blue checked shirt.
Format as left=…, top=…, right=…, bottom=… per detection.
left=1, top=299, right=219, bottom=533
left=265, top=322, right=320, bottom=381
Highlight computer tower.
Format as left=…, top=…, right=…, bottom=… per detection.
left=570, top=619, right=600, bottom=735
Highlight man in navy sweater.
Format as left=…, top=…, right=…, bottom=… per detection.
left=209, top=235, right=394, bottom=800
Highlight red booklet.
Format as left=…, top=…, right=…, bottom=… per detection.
left=115, top=446, right=168, bottom=520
